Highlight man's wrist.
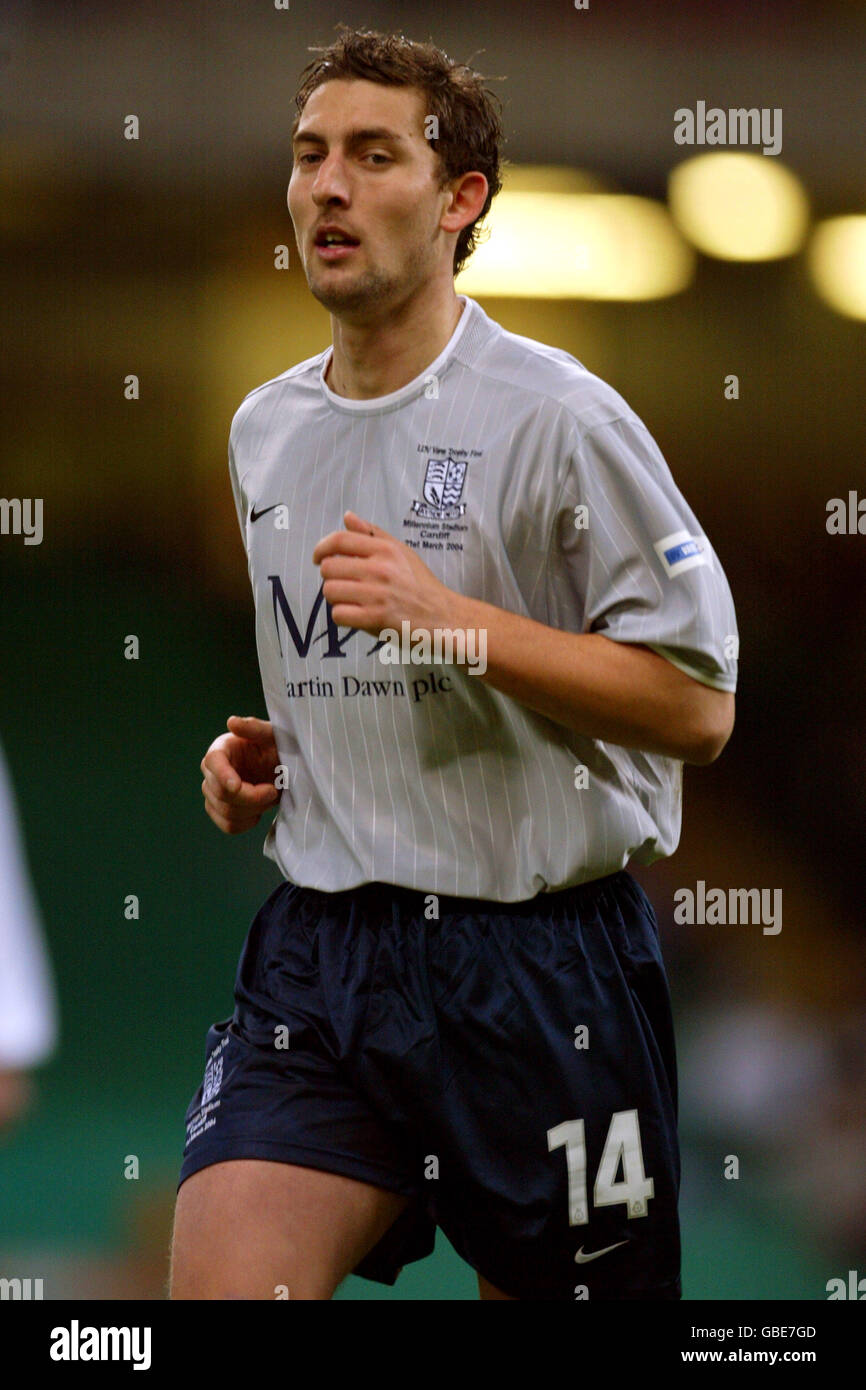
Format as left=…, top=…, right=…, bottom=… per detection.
left=441, top=590, right=486, bottom=636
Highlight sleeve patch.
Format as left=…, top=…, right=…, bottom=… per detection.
left=653, top=529, right=709, bottom=578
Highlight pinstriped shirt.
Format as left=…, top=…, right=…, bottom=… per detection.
left=227, top=295, right=737, bottom=900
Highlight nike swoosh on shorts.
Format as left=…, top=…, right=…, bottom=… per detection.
left=574, top=1239, right=629, bottom=1264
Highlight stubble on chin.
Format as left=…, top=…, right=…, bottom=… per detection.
left=308, top=265, right=399, bottom=317
left=306, top=236, right=431, bottom=318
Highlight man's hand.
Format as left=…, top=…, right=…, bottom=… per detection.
left=312, top=510, right=454, bottom=637
left=200, top=715, right=280, bottom=834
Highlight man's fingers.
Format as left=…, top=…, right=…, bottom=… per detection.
left=202, top=771, right=279, bottom=810
left=226, top=715, right=276, bottom=746
left=202, top=782, right=276, bottom=827
left=312, top=530, right=378, bottom=565
left=203, top=799, right=261, bottom=835
left=202, top=749, right=242, bottom=794
left=201, top=720, right=280, bottom=833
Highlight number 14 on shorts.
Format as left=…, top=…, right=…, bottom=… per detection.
left=547, top=1109, right=654, bottom=1225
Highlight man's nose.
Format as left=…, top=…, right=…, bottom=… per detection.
left=311, top=154, right=350, bottom=204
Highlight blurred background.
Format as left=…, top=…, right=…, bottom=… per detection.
left=1, top=0, right=864, bottom=1300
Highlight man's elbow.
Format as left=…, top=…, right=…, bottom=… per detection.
left=684, top=692, right=736, bottom=765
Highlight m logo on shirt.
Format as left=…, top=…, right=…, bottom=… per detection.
left=411, top=456, right=468, bottom=520
left=267, top=575, right=387, bottom=661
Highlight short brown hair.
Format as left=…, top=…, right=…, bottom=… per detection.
left=292, top=25, right=505, bottom=276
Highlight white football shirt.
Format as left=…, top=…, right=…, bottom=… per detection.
left=227, top=294, right=737, bottom=900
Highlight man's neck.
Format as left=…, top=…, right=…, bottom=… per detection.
left=325, top=288, right=465, bottom=401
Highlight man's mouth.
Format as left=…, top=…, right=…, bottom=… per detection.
left=314, top=227, right=361, bottom=260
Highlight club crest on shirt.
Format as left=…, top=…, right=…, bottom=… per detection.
left=411, top=456, right=468, bottom=520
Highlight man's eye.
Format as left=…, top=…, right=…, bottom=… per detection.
left=295, top=152, right=389, bottom=166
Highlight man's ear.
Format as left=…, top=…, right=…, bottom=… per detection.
left=440, top=171, right=489, bottom=237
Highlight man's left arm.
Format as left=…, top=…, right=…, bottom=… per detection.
left=440, top=591, right=734, bottom=766
left=313, top=502, right=736, bottom=767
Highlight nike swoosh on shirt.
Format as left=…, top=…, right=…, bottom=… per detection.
left=249, top=503, right=284, bottom=524
left=574, top=1240, right=629, bottom=1264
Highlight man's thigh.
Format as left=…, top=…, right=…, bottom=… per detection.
left=170, top=1158, right=409, bottom=1300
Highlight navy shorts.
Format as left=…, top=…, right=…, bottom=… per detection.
left=178, top=872, right=681, bottom=1300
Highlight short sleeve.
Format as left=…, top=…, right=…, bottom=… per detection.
left=550, top=415, right=738, bottom=693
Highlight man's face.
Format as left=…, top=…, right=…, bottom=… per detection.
left=288, top=79, right=453, bottom=319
